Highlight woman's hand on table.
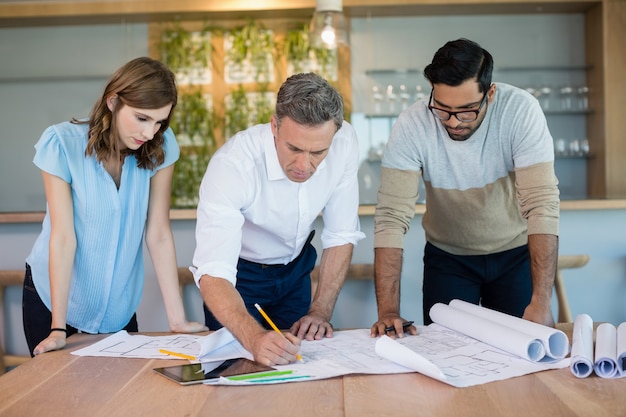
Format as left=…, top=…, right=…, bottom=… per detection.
left=33, top=332, right=66, bottom=356
left=170, top=320, right=209, bottom=333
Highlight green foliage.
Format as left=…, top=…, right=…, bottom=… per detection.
left=284, top=24, right=337, bottom=80
left=169, top=89, right=217, bottom=208
left=161, top=22, right=211, bottom=76
left=225, top=86, right=274, bottom=139
left=284, top=24, right=310, bottom=74
left=225, top=86, right=250, bottom=138
left=253, top=92, right=273, bottom=125
left=227, top=19, right=275, bottom=82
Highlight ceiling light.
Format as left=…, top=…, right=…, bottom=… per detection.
left=309, top=0, right=348, bottom=49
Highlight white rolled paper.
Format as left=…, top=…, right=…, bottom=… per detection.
left=569, top=314, right=594, bottom=378
left=449, top=299, right=569, bottom=359
left=429, top=302, right=546, bottom=362
left=594, top=322, right=618, bottom=378
left=617, top=322, right=626, bottom=375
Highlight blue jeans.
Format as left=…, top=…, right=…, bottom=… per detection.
left=22, top=263, right=138, bottom=357
left=422, top=242, right=532, bottom=325
left=203, top=236, right=317, bottom=330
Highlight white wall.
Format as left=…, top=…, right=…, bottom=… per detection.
left=2, top=15, right=625, bottom=359
left=0, top=23, right=149, bottom=212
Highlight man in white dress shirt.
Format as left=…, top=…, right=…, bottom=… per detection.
left=192, top=73, right=365, bottom=365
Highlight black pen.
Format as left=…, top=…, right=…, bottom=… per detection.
left=384, top=321, right=414, bottom=333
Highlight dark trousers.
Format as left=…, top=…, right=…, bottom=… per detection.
left=22, top=263, right=138, bottom=357
left=203, top=236, right=317, bottom=330
left=422, top=242, right=532, bottom=325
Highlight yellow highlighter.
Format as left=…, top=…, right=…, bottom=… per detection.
left=159, top=349, right=196, bottom=361
left=254, top=303, right=304, bottom=363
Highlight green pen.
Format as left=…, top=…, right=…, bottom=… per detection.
left=226, top=370, right=294, bottom=381
left=250, top=375, right=312, bottom=383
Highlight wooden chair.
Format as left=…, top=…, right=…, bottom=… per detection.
left=0, top=270, right=31, bottom=375
left=310, top=263, right=374, bottom=296
left=555, top=255, right=590, bottom=323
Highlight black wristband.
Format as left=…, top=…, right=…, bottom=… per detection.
left=50, top=328, right=68, bottom=335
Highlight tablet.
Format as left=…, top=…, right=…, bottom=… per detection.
left=153, top=358, right=275, bottom=385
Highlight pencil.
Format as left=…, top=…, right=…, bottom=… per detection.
left=254, top=303, right=304, bottom=363
left=158, top=349, right=196, bottom=361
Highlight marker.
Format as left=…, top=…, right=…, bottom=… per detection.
left=227, top=370, right=294, bottom=381
left=254, top=303, right=304, bottom=363
left=158, top=349, right=196, bottom=360
left=250, top=375, right=312, bottom=383
left=384, top=321, right=414, bottom=334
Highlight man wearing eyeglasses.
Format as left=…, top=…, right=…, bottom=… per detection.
left=370, top=38, right=560, bottom=337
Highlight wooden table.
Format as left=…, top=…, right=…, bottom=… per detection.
left=0, top=330, right=624, bottom=417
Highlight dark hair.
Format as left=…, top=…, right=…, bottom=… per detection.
left=79, top=56, right=178, bottom=170
left=275, top=72, right=344, bottom=132
left=423, top=38, right=493, bottom=94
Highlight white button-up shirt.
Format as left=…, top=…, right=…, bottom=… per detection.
left=192, top=121, right=365, bottom=286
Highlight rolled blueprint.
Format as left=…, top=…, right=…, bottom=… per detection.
left=429, top=302, right=546, bottom=362
left=448, top=299, right=569, bottom=360
left=617, top=322, right=626, bottom=375
left=594, top=322, right=618, bottom=378
left=569, top=314, right=594, bottom=378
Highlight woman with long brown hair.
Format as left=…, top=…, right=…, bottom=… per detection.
left=23, top=57, right=207, bottom=356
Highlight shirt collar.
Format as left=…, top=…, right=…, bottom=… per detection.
left=264, top=132, right=286, bottom=181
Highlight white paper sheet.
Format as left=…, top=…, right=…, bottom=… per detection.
left=71, top=328, right=252, bottom=362
left=71, top=327, right=568, bottom=388
left=569, top=313, right=594, bottom=378
left=374, top=335, right=446, bottom=382
left=257, top=328, right=568, bottom=388
left=594, top=322, right=619, bottom=378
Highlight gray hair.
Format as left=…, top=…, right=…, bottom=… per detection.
left=275, top=73, right=344, bottom=132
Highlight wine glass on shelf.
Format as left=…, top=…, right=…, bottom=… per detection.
left=399, top=84, right=411, bottom=111
left=559, top=86, right=574, bottom=111
left=580, top=138, right=590, bottom=156
left=577, top=86, right=589, bottom=111
left=371, top=85, right=383, bottom=114
left=554, top=138, right=567, bottom=157
left=539, top=86, right=552, bottom=111
left=414, top=85, right=426, bottom=102
left=569, top=139, right=581, bottom=157
left=386, top=84, right=397, bottom=115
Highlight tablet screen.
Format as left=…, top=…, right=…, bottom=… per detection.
left=153, top=358, right=275, bottom=385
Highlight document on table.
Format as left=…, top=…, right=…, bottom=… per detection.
left=72, top=314, right=569, bottom=388
left=71, top=328, right=252, bottom=362
left=233, top=324, right=568, bottom=388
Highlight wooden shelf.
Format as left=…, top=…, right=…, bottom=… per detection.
left=3, top=199, right=626, bottom=224
left=0, top=0, right=599, bottom=28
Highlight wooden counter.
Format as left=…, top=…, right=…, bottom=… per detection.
left=0, top=330, right=624, bottom=417
left=2, top=199, right=625, bottom=223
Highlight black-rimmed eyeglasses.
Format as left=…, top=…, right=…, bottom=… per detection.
left=428, top=89, right=488, bottom=122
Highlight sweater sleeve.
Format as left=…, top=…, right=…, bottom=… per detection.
left=515, top=161, right=560, bottom=236
left=374, top=166, right=420, bottom=248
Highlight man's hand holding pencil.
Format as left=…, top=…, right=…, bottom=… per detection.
left=253, top=303, right=304, bottom=366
